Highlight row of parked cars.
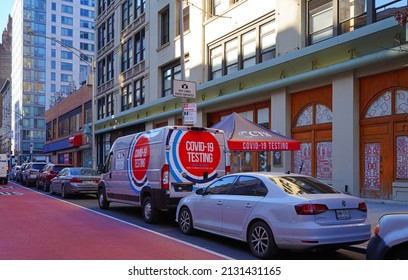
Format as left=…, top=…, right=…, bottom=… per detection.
left=10, top=162, right=100, bottom=198
left=9, top=161, right=408, bottom=260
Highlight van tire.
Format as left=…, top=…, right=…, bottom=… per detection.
left=98, top=188, right=110, bottom=210
left=142, top=196, right=158, bottom=224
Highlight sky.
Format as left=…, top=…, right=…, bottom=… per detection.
left=0, top=1, right=15, bottom=43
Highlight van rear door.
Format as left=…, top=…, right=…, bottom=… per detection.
left=166, top=127, right=226, bottom=199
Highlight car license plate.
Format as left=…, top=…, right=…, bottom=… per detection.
left=336, top=209, right=351, bottom=220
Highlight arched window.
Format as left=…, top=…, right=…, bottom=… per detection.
left=293, top=103, right=333, bottom=181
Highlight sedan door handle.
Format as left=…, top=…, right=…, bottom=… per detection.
left=244, top=203, right=253, bottom=208
left=216, top=201, right=223, bottom=205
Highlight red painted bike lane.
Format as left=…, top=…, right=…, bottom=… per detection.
left=0, top=183, right=227, bottom=260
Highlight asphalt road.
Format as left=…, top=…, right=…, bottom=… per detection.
left=38, top=187, right=367, bottom=260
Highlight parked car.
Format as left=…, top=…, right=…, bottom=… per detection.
left=366, top=213, right=408, bottom=260
left=49, top=167, right=100, bottom=198
left=16, top=162, right=29, bottom=183
left=36, top=163, right=73, bottom=191
left=176, top=172, right=371, bottom=259
left=10, top=165, right=20, bottom=181
left=21, top=162, right=47, bottom=187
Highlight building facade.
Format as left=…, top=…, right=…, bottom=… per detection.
left=11, top=0, right=95, bottom=164
left=94, top=0, right=408, bottom=201
left=44, top=85, right=93, bottom=167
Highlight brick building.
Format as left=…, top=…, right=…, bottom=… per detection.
left=44, top=85, right=93, bottom=167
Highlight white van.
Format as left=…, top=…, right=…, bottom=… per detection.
left=98, top=126, right=228, bottom=223
left=0, top=154, right=9, bottom=184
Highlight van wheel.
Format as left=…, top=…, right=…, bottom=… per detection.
left=179, top=207, right=194, bottom=235
left=98, top=188, right=110, bottom=209
left=248, top=221, right=278, bottom=259
left=142, top=196, right=158, bottom=224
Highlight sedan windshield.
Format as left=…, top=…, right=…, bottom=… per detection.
left=269, top=176, right=341, bottom=195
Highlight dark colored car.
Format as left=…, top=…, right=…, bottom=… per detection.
left=21, top=162, right=47, bottom=187
left=49, top=167, right=100, bottom=198
left=36, top=163, right=73, bottom=191
left=366, top=213, right=408, bottom=260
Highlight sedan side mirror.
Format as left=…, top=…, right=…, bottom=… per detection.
left=196, top=188, right=205, bottom=195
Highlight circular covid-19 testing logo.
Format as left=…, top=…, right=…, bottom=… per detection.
left=129, top=134, right=150, bottom=190
left=172, top=131, right=221, bottom=183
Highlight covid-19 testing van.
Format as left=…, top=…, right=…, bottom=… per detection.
left=98, top=126, right=228, bottom=223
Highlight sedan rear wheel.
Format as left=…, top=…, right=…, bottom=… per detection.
left=179, top=207, right=194, bottom=235
left=248, top=221, right=278, bottom=259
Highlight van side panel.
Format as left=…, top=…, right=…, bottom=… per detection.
left=101, top=126, right=226, bottom=212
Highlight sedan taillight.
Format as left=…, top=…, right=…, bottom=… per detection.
left=358, top=202, right=367, bottom=212
left=295, top=203, right=328, bottom=215
left=70, top=178, right=82, bottom=183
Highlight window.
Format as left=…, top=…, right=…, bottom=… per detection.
left=134, top=29, right=145, bottom=64
left=106, top=93, right=114, bottom=117
left=61, top=74, right=72, bottom=82
left=135, top=0, right=146, bottom=18
left=162, top=62, right=181, bottom=97
left=210, top=46, right=222, bottom=80
left=61, top=27, right=73, bottom=37
left=61, top=62, right=73, bottom=71
left=121, top=38, right=133, bottom=72
left=97, top=97, right=106, bottom=120
left=98, top=24, right=106, bottom=50
left=260, top=20, right=276, bottom=62
left=231, top=176, right=267, bottom=196
left=98, top=59, right=106, bottom=86
left=122, top=0, right=133, bottom=29
left=209, top=17, right=276, bottom=80
left=107, top=14, right=114, bottom=43
left=160, top=7, right=170, bottom=46
left=339, top=0, right=367, bottom=33
left=308, top=0, right=333, bottom=44
left=106, top=52, right=114, bottom=81
left=61, top=51, right=73, bottom=59
left=61, top=16, right=73, bottom=25
left=242, top=30, right=256, bottom=69
left=121, top=84, right=133, bottom=111
left=225, top=39, right=238, bottom=75
left=176, top=1, right=190, bottom=36
left=205, top=175, right=236, bottom=195
left=134, top=78, right=145, bottom=107
left=61, top=4, right=74, bottom=14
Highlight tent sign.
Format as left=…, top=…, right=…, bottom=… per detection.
left=182, top=103, right=197, bottom=125
left=173, top=79, right=196, bottom=98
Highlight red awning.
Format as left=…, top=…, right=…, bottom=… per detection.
left=68, top=135, right=82, bottom=147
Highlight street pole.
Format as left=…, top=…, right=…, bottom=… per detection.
left=179, top=0, right=187, bottom=125
left=91, top=61, right=97, bottom=170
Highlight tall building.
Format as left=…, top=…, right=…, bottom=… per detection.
left=95, top=0, right=408, bottom=202
left=11, top=0, right=95, bottom=163
left=0, top=16, right=12, bottom=156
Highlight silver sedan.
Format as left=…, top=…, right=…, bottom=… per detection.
left=50, top=167, right=100, bottom=198
left=176, top=172, right=371, bottom=259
